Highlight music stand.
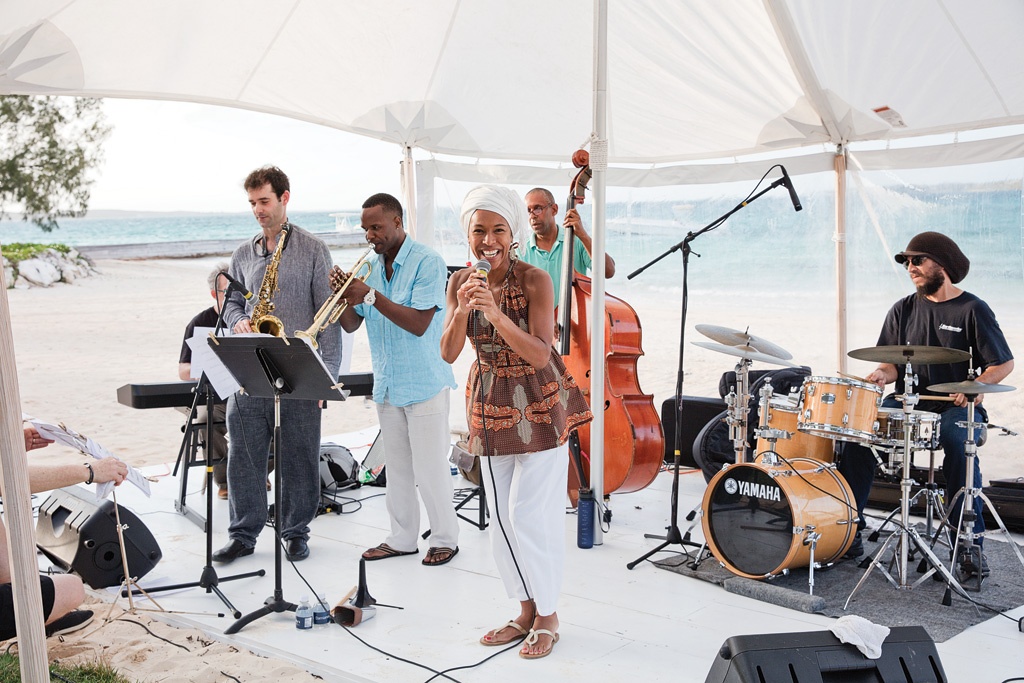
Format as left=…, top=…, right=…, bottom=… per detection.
left=626, top=172, right=794, bottom=570
left=211, top=335, right=345, bottom=635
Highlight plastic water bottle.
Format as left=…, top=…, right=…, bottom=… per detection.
left=295, top=595, right=313, bottom=630
left=577, top=489, right=595, bottom=549
left=313, top=593, right=331, bottom=627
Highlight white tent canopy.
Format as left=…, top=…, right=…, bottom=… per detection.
left=3, top=0, right=1024, bottom=170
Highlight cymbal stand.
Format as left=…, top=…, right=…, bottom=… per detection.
left=724, top=358, right=753, bottom=465
left=870, top=444, right=950, bottom=551
left=846, top=360, right=967, bottom=606
left=932, top=391, right=1024, bottom=592
left=678, top=357, right=756, bottom=566
left=752, top=382, right=782, bottom=463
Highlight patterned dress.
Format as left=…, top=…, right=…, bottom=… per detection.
left=465, top=261, right=593, bottom=457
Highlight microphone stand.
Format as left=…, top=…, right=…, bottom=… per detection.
left=626, top=177, right=790, bottom=569
left=125, top=287, right=265, bottom=616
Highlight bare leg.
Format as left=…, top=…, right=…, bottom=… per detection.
left=522, top=611, right=560, bottom=657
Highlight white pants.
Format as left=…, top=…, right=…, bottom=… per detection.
left=481, top=444, right=568, bottom=616
left=375, top=389, right=459, bottom=551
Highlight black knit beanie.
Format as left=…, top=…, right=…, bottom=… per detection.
left=894, top=231, right=970, bottom=284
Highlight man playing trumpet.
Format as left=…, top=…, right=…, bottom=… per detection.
left=330, top=193, right=460, bottom=567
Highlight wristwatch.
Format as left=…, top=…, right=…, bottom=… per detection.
left=363, top=288, right=377, bottom=306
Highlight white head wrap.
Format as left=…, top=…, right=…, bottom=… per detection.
left=459, top=185, right=529, bottom=254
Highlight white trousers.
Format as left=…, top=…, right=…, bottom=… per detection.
left=481, top=444, right=568, bottom=616
left=375, top=389, right=459, bottom=551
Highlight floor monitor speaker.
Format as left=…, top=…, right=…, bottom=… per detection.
left=704, top=625, right=946, bottom=683
left=36, top=486, right=162, bottom=589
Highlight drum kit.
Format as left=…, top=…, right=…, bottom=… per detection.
left=690, top=325, right=1020, bottom=599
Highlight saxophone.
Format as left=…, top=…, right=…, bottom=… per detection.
left=250, top=223, right=290, bottom=337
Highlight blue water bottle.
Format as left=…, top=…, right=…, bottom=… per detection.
left=313, top=593, right=331, bottom=627
left=577, top=489, right=595, bottom=549
left=295, top=595, right=313, bottom=630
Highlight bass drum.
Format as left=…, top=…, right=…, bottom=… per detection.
left=701, top=457, right=856, bottom=579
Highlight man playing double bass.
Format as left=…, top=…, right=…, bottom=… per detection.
left=520, top=188, right=616, bottom=304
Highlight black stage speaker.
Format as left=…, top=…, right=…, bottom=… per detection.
left=36, top=486, right=162, bottom=589
left=704, top=626, right=946, bottom=683
left=660, top=396, right=727, bottom=467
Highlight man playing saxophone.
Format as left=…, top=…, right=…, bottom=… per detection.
left=330, top=193, right=460, bottom=566
left=214, top=165, right=341, bottom=564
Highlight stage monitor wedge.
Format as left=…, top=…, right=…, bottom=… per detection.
left=704, top=625, right=946, bottom=683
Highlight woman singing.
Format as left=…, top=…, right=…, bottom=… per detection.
left=441, top=185, right=593, bottom=660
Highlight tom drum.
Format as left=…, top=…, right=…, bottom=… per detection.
left=756, top=398, right=835, bottom=462
left=798, top=376, right=882, bottom=443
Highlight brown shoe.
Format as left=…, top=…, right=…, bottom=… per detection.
left=218, top=485, right=228, bottom=500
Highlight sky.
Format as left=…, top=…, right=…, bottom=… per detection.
left=90, top=99, right=404, bottom=214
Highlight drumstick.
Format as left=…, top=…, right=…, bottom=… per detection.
left=838, top=371, right=871, bottom=383
left=896, top=393, right=959, bottom=403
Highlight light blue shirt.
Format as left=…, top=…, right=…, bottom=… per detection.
left=354, top=237, right=456, bottom=407
left=519, top=225, right=592, bottom=305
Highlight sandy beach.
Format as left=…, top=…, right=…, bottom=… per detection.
left=5, top=253, right=1023, bottom=680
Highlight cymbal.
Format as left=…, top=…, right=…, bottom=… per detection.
left=927, top=380, right=1016, bottom=395
left=693, top=341, right=796, bottom=367
left=695, top=324, right=792, bottom=360
left=848, top=345, right=971, bottom=365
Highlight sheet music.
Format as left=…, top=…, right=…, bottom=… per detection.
left=24, top=417, right=151, bottom=498
left=190, top=330, right=241, bottom=399
left=298, top=335, right=346, bottom=398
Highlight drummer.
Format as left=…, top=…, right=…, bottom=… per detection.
left=838, top=231, right=1013, bottom=575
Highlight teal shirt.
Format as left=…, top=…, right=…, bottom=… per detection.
left=519, top=225, right=592, bottom=305
left=353, top=237, right=456, bottom=407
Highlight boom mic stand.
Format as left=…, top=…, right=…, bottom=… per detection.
left=626, top=172, right=795, bottom=570
left=125, top=303, right=264, bottom=617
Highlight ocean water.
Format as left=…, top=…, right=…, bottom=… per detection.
left=3, top=189, right=1021, bottom=311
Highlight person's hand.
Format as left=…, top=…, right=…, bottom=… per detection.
left=233, top=319, right=253, bottom=334
left=865, top=367, right=890, bottom=390
left=92, top=458, right=129, bottom=485
left=329, top=265, right=347, bottom=292
left=563, top=208, right=584, bottom=236
left=23, top=426, right=53, bottom=452
left=458, top=272, right=494, bottom=318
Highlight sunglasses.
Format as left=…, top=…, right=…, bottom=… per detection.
left=903, top=255, right=929, bottom=268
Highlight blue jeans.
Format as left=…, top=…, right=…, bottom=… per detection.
left=225, top=393, right=322, bottom=546
left=839, top=398, right=986, bottom=543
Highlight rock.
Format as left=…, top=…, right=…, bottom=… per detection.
left=18, top=258, right=61, bottom=287
left=3, top=261, right=13, bottom=290
left=14, top=276, right=31, bottom=289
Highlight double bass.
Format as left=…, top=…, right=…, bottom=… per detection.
left=558, top=150, right=663, bottom=500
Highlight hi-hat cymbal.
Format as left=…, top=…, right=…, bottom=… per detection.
left=693, top=341, right=796, bottom=367
left=848, top=345, right=971, bottom=365
left=927, top=380, right=1016, bottom=395
left=695, top=324, right=792, bottom=360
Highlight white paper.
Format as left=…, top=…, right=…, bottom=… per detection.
left=191, top=330, right=241, bottom=400
left=26, top=418, right=151, bottom=498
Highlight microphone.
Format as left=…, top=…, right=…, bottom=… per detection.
left=472, top=259, right=491, bottom=280
left=780, top=166, right=802, bottom=212
left=219, top=271, right=253, bottom=300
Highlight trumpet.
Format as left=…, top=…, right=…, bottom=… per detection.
left=295, top=247, right=374, bottom=349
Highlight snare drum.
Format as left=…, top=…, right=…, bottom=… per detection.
left=756, top=398, right=834, bottom=462
left=701, top=457, right=856, bottom=579
left=798, top=376, right=882, bottom=443
left=872, top=408, right=941, bottom=450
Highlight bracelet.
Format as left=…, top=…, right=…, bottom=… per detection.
left=83, top=462, right=94, bottom=485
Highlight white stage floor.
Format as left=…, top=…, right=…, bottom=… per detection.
left=48, top=428, right=1024, bottom=682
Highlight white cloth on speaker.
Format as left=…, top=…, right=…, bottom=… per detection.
left=830, top=614, right=890, bottom=659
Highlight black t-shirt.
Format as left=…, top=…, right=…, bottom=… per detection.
left=877, top=291, right=1013, bottom=413
left=179, top=306, right=221, bottom=364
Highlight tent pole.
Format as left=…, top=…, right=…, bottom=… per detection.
left=588, top=0, right=608, bottom=546
left=402, top=146, right=418, bottom=242
left=835, top=146, right=848, bottom=374
left=0, top=246, right=50, bottom=681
